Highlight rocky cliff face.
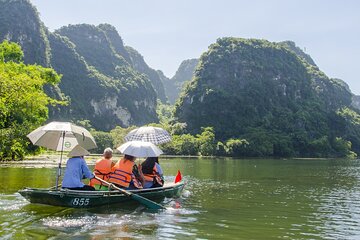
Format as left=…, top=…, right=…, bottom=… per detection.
left=56, top=24, right=131, bottom=78
left=0, top=0, right=160, bottom=130
left=98, top=23, right=132, bottom=64
left=0, top=0, right=64, bottom=115
left=0, top=0, right=50, bottom=66
left=174, top=37, right=360, bottom=156
left=279, top=41, right=317, bottom=67
left=163, top=58, right=199, bottom=104
left=125, top=46, right=168, bottom=103
left=48, top=33, right=157, bottom=130
left=352, top=95, right=360, bottom=110
left=57, top=24, right=167, bottom=104
left=49, top=28, right=158, bottom=130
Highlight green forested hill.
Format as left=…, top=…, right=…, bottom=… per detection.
left=175, top=38, right=360, bottom=157
left=100, top=24, right=167, bottom=103
left=125, top=46, right=167, bottom=103
left=56, top=24, right=131, bottom=78
left=2, top=0, right=360, bottom=158
left=279, top=41, right=317, bottom=66
left=0, top=0, right=50, bottom=66
left=352, top=95, right=360, bottom=110
left=57, top=24, right=167, bottom=103
left=162, top=58, right=199, bottom=104
left=48, top=33, right=158, bottom=130
left=0, top=0, right=163, bottom=130
left=98, top=23, right=132, bottom=64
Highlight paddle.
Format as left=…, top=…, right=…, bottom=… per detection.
left=94, top=176, right=165, bottom=210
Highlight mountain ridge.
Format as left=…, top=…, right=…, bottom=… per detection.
left=0, top=0, right=168, bottom=130
left=174, top=37, right=360, bottom=157
left=162, top=58, right=199, bottom=104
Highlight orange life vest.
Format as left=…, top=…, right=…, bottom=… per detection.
left=143, top=165, right=163, bottom=186
left=90, top=158, right=113, bottom=187
left=108, top=159, right=134, bottom=188
left=143, top=165, right=157, bottom=181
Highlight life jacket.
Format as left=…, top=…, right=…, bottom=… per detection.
left=143, top=165, right=163, bottom=186
left=108, top=159, right=142, bottom=188
left=90, top=158, right=113, bottom=188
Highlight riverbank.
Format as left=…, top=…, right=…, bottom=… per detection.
left=0, top=154, right=202, bottom=167
left=0, top=153, right=341, bottom=168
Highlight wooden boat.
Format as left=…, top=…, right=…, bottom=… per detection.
left=18, top=182, right=185, bottom=208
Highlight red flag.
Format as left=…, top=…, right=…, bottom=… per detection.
left=174, top=170, right=182, bottom=183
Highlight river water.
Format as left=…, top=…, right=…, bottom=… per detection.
left=1, top=157, right=360, bottom=239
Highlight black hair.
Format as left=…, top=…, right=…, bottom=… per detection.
left=124, top=154, right=135, bottom=161
left=141, top=157, right=159, bottom=174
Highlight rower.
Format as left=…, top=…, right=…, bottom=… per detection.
left=62, top=145, right=95, bottom=191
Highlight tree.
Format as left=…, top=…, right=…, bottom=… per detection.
left=308, top=136, right=331, bottom=158
left=91, top=131, right=114, bottom=154
left=162, top=134, right=199, bottom=155
left=332, top=137, right=357, bottom=159
left=0, top=40, right=23, bottom=63
left=0, top=41, right=62, bottom=160
left=110, top=125, right=137, bottom=149
left=225, top=138, right=249, bottom=156
left=197, top=127, right=216, bottom=156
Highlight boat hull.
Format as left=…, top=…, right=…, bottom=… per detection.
left=18, top=182, right=185, bottom=208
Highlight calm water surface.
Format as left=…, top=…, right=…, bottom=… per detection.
left=1, top=158, right=360, bottom=239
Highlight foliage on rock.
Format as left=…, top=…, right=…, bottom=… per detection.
left=174, top=37, right=360, bottom=158
left=0, top=0, right=163, bottom=131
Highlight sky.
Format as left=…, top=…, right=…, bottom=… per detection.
left=31, top=0, right=360, bottom=94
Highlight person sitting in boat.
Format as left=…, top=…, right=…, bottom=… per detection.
left=61, top=145, right=95, bottom=191
left=141, top=157, right=164, bottom=188
left=108, top=154, right=144, bottom=189
left=89, top=147, right=115, bottom=190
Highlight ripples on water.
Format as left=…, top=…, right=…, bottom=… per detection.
left=0, top=177, right=201, bottom=239
left=1, top=159, right=360, bottom=239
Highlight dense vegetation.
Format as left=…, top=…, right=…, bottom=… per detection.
left=0, top=41, right=62, bottom=160
left=51, top=24, right=161, bottom=130
left=125, top=46, right=167, bottom=103
left=48, top=32, right=158, bottom=130
left=1, top=0, right=360, bottom=160
left=0, top=0, right=169, bottom=131
left=57, top=23, right=167, bottom=103
left=174, top=38, right=360, bottom=158
left=0, top=0, right=50, bottom=66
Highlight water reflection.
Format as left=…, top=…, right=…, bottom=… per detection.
left=1, top=158, right=360, bottom=239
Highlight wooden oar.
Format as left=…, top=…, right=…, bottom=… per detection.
left=94, top=176, right=165, bottom=210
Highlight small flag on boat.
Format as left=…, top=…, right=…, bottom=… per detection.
left=175, top=170, right=182, bottom=183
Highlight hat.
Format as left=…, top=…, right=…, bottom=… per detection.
left=67, top=145, right=90, bottom=157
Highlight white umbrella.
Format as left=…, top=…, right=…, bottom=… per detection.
left=117, top=141, right=163, bottom=158
left=124, top=126, right=171, bottom=145
left=27, top=121, right=97, bottom=189
left=27, top=121, right=96, bottom=151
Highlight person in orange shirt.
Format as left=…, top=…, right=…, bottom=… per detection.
left=90, top=148, right=115, bottom=190
left=108, top=154, right=144, bottom=189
